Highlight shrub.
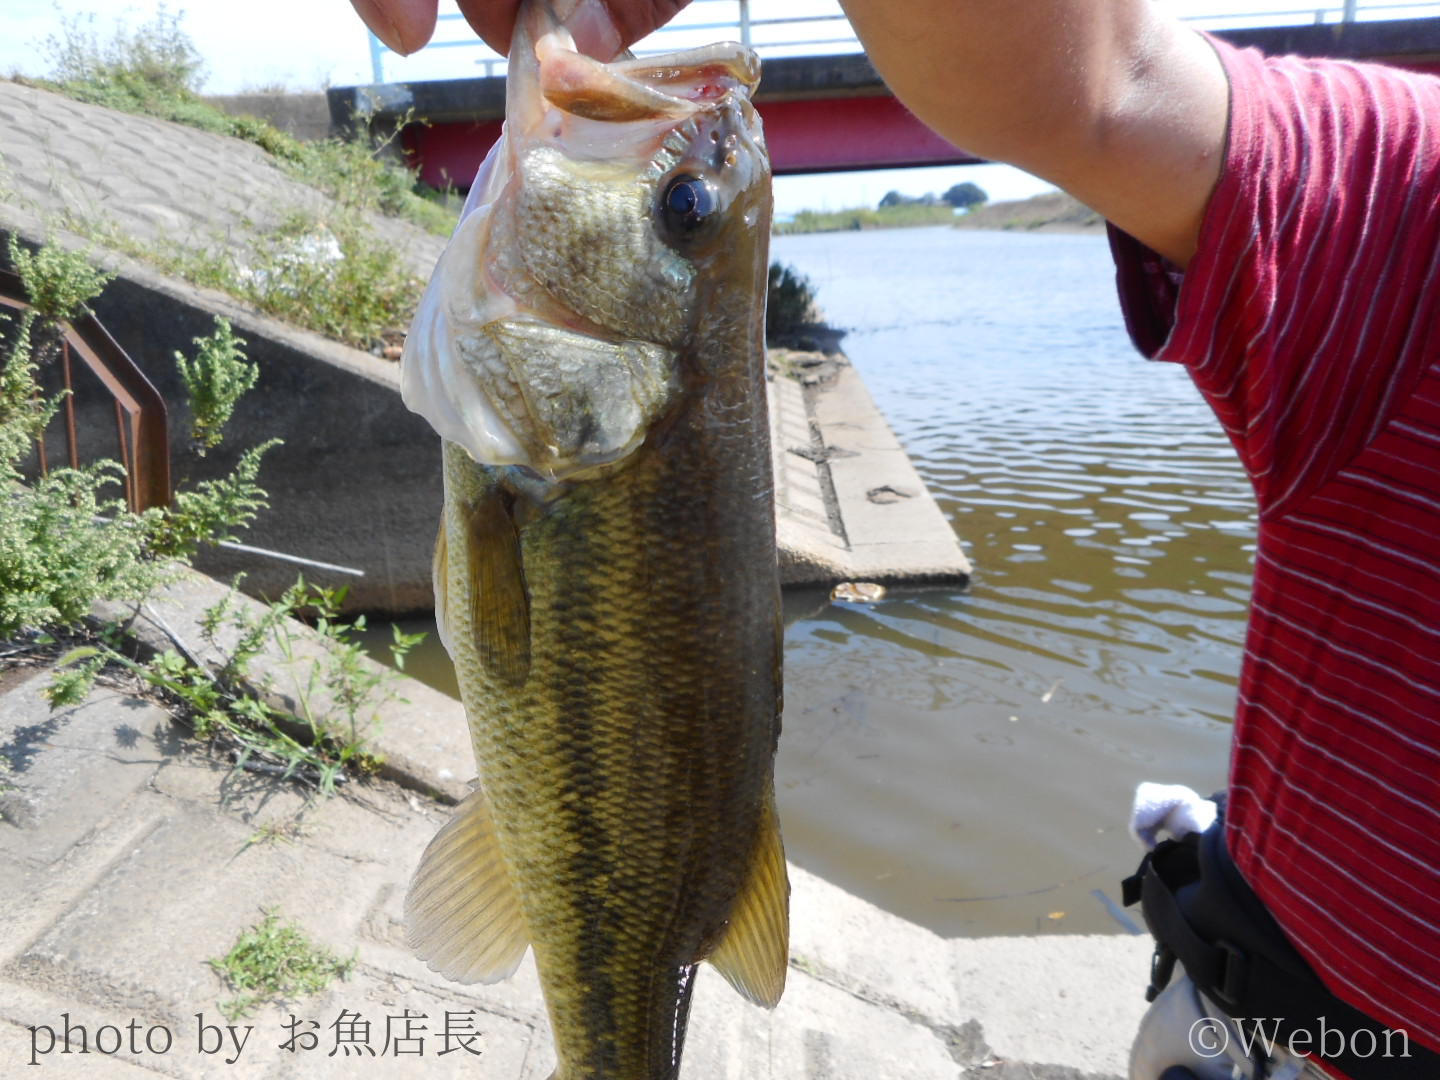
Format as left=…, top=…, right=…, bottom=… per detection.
left=766, top=262, right=821, bottom=344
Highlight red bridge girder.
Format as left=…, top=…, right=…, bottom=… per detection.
left=400, top=94, right=977, bottom=190
left=331, top=16, right=1440, bottom=192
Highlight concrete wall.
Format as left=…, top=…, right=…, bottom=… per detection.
left=203, top=92, right=334, bottom=142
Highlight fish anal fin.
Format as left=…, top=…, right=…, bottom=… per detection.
left=404, top=783, right=529, bottom=984
left=707, top=794, right=790, bottom=1008
left=464, top=488, right=532, bottom=687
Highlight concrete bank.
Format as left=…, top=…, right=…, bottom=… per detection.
left=1, top=570, right=1146, bottom=1079
left=0, top=78, right=969, bottom=611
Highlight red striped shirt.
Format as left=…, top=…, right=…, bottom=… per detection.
left=1111, top=37, right=1440, bottom=1070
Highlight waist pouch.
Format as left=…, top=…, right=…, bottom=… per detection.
left=1122, top=822, right=1437, bottom=1080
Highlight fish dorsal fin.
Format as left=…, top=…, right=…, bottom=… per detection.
left=463, top=487, right=532, bottom=688
left=706, top=794, right=790, bottom=1007
left=404, top=783, right=530, bottom=984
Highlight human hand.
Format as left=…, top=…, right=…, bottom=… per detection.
left=350, top=0, right=691, bottom=60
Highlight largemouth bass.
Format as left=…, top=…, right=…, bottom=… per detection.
left=398, top=3, right=787, bottom=1078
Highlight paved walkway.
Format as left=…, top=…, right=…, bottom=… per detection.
left=0, top=572, right=1149, bottom=1079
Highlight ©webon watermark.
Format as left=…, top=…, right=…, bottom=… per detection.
left=1189, top=1015, right=1413, bottom=1062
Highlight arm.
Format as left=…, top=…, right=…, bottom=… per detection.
left=838, top=0, right=1230, bottom=267
left=351, top=0, right=1229, bottom=267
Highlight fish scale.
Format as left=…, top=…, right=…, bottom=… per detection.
left=400, top=2, right=787, bottom=1076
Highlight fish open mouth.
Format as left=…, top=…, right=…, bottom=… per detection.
left=400, top=3, right=767, bottom=481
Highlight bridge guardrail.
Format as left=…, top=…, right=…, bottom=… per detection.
left=368, top=0, right=1440, bottom=84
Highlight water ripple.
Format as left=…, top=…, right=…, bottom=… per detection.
left=771, top=227, right=1250, bottom=936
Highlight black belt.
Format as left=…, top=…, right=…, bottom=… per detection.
left=1123, top=825, right=1440, bottom=1080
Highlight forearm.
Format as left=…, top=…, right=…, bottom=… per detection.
left=839, top=0, right=1228, bottom=266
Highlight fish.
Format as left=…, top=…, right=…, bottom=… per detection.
left=396, top=3, right=788, bottom=1078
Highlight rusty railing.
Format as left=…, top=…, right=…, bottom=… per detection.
left=0, top=266, right=172, bottom=513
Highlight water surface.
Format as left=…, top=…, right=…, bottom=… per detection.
left=767, top=226, right=1252, bottom=936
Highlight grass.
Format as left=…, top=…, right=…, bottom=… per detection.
left=84, top=210, right=426, bottom=351
left=19, top=6, right=450, bottom=351
left=775, top=203, right=958, bottom=235
left=31, top=7, right=456, bottom=239
left=210, top=910, right=355, bottom=1020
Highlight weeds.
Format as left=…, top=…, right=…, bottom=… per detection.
left=71, top=210, right=423, bottom=353
left=766, top=262, right=822, bottom=345
left=23, top=5, right=448, bottom=351
left=174, top=318, right=258, bottom=454
left=210, top=910, right=355, bottom=1020
left=2, top=239, right=418, bottom=798
left=0, top=238, right=272, bottom=638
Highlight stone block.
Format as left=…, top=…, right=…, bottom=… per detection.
left=0, top=680, right=173, bottom=867
left=950, top=933, right=1153, bottom=1076
left=16, top=801, right=396, bottom=1019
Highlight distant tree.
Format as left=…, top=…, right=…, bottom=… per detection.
left=942, top=181, right=989, bottom=208
left=879, top=190, right=909, bottom=209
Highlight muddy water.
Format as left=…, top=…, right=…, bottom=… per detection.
left=362, top=225, right=1256, bottom=938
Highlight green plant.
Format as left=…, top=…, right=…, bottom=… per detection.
left=766, top=262, right=820, bottom=344
left=48, top=576, right=422, bottom=796
left=1, top=239, right=415, bottom=797
left=25, top=6, right=453, bottom=350
left=41, top=5, right=205, bottom=101
left=210, top=910, right=355, bottom=1020
left=71, top=208, right=424, bottom=351
left=0, top=241, right=173, bottom=638
left=229, top=213, right=421, bottom=347
left=6, top=239, right=116, bottom=323
left=173, top=318, right=259, bottom=454
left=33, top=9, right=457, bottom=239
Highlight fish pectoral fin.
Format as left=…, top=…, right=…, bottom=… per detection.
left=706, top=794, right=790, bottom=1008
left=463, top=485, right=532, bottom=688
left=404, top=782, right=530, bottom=984
left=432, top=521, right=453, bottom=658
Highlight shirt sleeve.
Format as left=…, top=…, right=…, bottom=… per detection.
left=1110, top=37, right=1440, bottom=516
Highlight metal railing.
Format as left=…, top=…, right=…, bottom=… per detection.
left=0, top=267, right=171, bottom=514
left=367, top=0, right=1440, bottom=84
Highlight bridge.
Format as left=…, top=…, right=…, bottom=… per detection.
left=328, top=3, right=1440, bottom=189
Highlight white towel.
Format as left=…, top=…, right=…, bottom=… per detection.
left=1129, top=782, right=1218, bottom=851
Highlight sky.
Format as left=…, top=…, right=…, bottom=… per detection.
left=2, top=0, right=1432, bottom=212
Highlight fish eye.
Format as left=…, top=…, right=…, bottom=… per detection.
left=660, top=174, right=719, bottom=239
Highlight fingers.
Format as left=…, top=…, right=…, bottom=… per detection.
left=605, top=0, right=691, bottom=52
left=451, top=1, right=523, bottom=55
left=350, top=0, right=442, bottom=55
left=448, top=0, right=692, bottom=57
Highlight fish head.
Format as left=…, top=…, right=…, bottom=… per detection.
left=402, top=1, right=771, bottom=481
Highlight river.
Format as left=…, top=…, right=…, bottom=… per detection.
left=362, top=225, right=1256, bottom=938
